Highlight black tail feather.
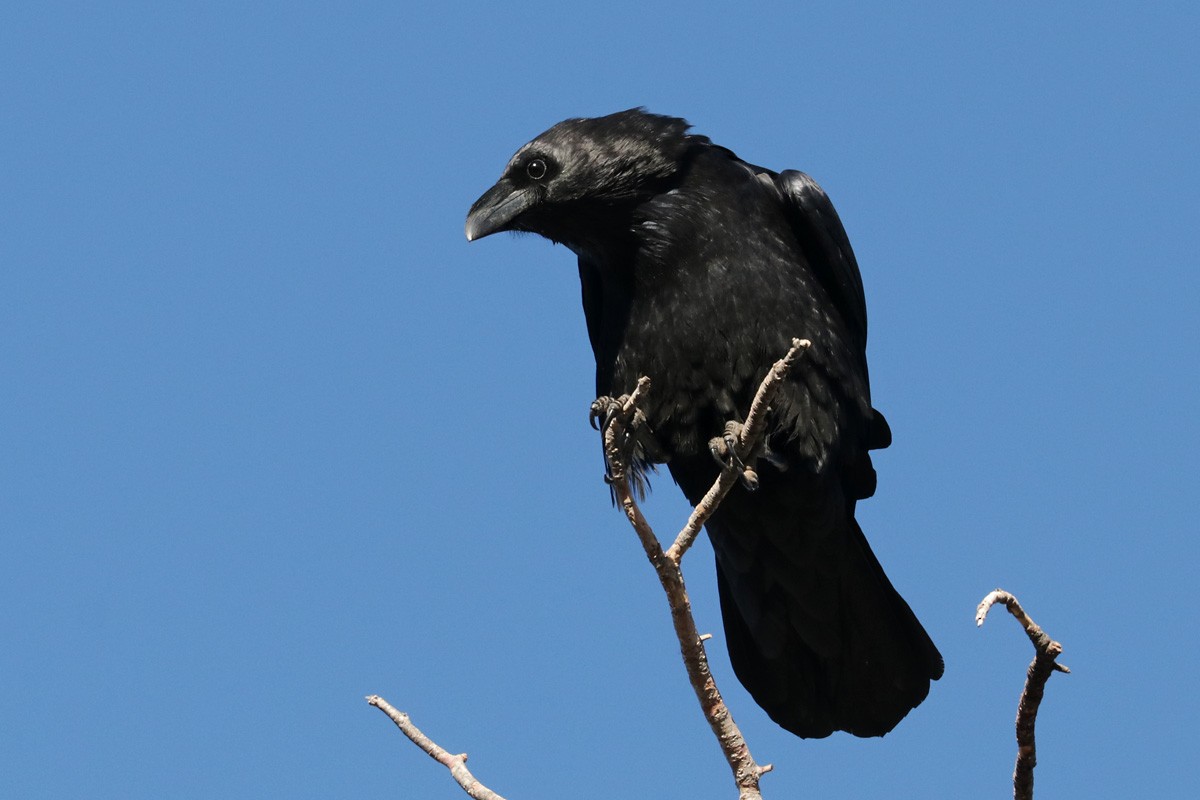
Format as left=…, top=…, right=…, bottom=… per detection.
left=697, top=465, right=942, bottom=738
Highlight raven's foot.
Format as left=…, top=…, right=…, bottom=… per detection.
left=591, top=394, right=667, bottom=487
left=708, top=421, right=760, bottom=491
left=589, top=395, right=630, bottom=432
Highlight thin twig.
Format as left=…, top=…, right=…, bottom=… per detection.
left=667, top=338, right=810, bottom=562
left=977, top=590, right=1070, bottom=800
left=366, top=695, right=507, bottom=800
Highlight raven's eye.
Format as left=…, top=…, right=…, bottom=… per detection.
left=526, top=158, right=548, bottom=180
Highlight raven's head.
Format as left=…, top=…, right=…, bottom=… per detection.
left=465, top=108, right=692, bottom=252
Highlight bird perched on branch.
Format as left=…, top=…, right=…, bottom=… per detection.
left=465, top=108, right=942, bottom=738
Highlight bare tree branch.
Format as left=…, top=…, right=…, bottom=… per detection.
left=976, top=589, right=1070, bottom=800
left=367, top=343, right=807, bottom=800
left=366, top=695, right=507, bottom=800
left=600, top=340, right=810, bottom=799
left=667, top=339, right=810, bottom=561
left=369, top=342, right=1077, bottom=800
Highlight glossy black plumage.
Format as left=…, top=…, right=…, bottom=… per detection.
left=466, top=109, right=942, bottom=738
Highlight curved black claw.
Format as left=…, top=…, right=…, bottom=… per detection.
left=589, top=395, right=627, bottom=431
left=591, top=394, right=665, bottom=459
left=708, top=421, right=746, bottom=471
left=708, top=420, right=760, bottom=491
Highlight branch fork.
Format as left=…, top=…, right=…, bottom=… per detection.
left=366, top=340, right=809, bottom=800
left=599, top=338, right=810, bottom=799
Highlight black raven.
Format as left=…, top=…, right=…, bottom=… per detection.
left=465, top=109, right=942, bottom=738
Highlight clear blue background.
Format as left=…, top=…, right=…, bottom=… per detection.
left=3, top=3, right=1196, bottom=798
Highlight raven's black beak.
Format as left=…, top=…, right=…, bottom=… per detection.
left=464, top=179, right=537, bottom=242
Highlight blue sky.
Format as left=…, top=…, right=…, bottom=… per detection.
left=2, top=3, right=1197, bottom=798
